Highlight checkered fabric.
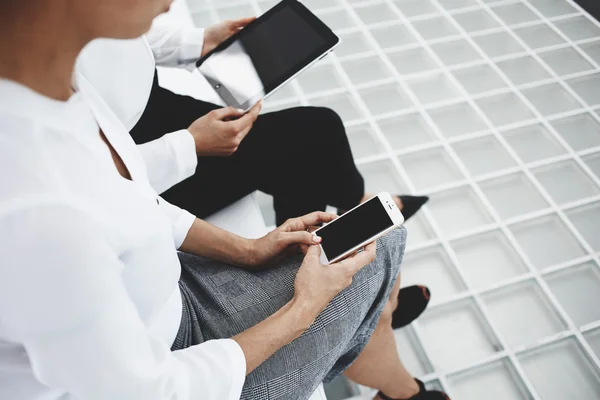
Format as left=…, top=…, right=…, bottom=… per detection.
left=172, top=227, right=406, bottom=400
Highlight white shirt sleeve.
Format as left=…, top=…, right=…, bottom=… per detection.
left=0, top=204, right=246, bottom=400
left=146, top=24, right=205, bottom=69
left=137, top=129, right=198, bottom=195
left=157, top=197, right=196, bottom=249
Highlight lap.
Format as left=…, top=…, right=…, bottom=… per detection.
left=173, top=227, right=406, bottom=399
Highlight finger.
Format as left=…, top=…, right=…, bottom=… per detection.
left=212, top=107, right=245, bottom=120
left=286, top=211, right=338, bottom=232
left=281, top=231, right=322, bottom=247
left=304, top=244, right=322, bottom=261
left=229, top=16, right=256, bottom=29
left=335, top=242, right=376, bottom=274
left=236, top=125, right=253, bottom=142
left=306, top=226, right=319, bottom=234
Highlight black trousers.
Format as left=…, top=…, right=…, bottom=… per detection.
left=130, top=72, right=364, bottom=225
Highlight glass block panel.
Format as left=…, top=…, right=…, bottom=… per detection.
left=515, top=23, right=566, bottom=49
left=546, top=262, right=600, bottom=326
left=354, top=3, right=397, bottom=25
left=393, top=0, right=438, bottom=18
left=496, top=56, right=551, bottom=86
left=370, top=24, right=416, bottom=49
left=404, top=213, right=436, bottom=248
left=428, top=186, right=493, bottom=236
left=347, top=125, right=385, bottom=159
left=448, top=359, right=530, bottom=400
left=519, top=339, right=600, bottom=400
left=429, top=102, right=488, bottom=137
left=430, top=39, right=481, bottom=66
left=473, top=31, right=525, bottom=58
left=393, top=326, right=434, bottom=377
left=388, top=48, right=438, bottom=76
left=424, top=380, right=444, bottom=392
left=453, top=64, right=507, bottom=95
left=401, top=246, right=466, bottom=304
left=552, top=114, right=600, bottom=151
left=342, top=56, right=393, bottom=85
left=522, top=83, right=581, bottom=117
left=453, top=135, right=516, bottom=176
left=399, top=147, right=464, bottom=190
left=336, top=31, right=372, bottom=57
left=533, top=160, right=600, bottom=205
left=528, top=0, right=578, bottom=18
left=379, top=113, right=437, bottom=149
left=568, top=74, right=600, bottom=107
left=438, top=0, right=479, bottom=11
left=453, top=9, right=501, bottom=33
left=566, top=202, right=600, bottom=251
left=297, top=64, right=343, bottom=94
left=192, top=11, right=216, bottom=27
left=480, top=173, right=549, bottom=219
left=309, top=93, right=364, bottom=122
left=419, top=299, right=500, bottom=371
left=483, top=280, right=566, bottom=348
left=266, top=84, right=296, bottom=103
left=510, top=215, right=586, bottom=269
left=408, top=74, right=460, bottom=105
left=503, top=124, right=566, bottom=163
left=579, top=41, right=600, bottom=67
left=583, top=152, right=600, bottom=179
left=216, top=5, right=254, bottom=20
left=585, top=329, right=600, bottom=359
left=477, top=93, right=536, bottom=127
left=359, top=84, right=412, bottom=116
left=358, top=160, right=407, bottom=194
left=302, top=0, right=340, bottom=10
left=413, top=16, right=460, bottom=41
left=540, top=47, right=594, bottom=76
left=491, top=2, right=539, bottom=25
left=452, top=230, right=528, bottom=290
left=318, top=8, right=356, bottom=31
left=555, top=16, right=600, bottom=42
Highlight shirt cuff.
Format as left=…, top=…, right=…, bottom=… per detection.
left=193, top=339, right=247, bottom=399
left=179, top=28, right=205, bottom=69
left=173, top=209, right=196, bottom=249
left=165, top=129, right=198, bottom=183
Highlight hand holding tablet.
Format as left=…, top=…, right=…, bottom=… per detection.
left=196, top=0, right=340, bottom=111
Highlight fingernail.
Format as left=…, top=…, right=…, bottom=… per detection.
left=237, top=108, right=244, bottom=113
left=313, top=235, right=322, bottom=243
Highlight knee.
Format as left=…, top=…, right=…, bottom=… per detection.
left=379, top=299, right=395, bottom=327
left=379, top=226, right=407, bottom=276
left=311, top=107, right=346, bottom=138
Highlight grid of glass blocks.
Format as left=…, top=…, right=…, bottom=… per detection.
left=189, top=0, right=600, bottom=398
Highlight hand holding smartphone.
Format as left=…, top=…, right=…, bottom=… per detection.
left=313, top=192, right=404, bottom=265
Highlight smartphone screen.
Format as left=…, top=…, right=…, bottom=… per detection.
left=318, top=197, right=394, bottom=261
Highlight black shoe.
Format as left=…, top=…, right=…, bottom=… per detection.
left=377, top=378, right=450, bottom=400
left=397, top=195, right=429, bottom=221
left=391, top=285, right=431, bottom=330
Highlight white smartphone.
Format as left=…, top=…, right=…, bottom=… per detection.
left=313, top=192, right=405, bottom=265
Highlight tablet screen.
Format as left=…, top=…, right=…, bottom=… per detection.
left=197, top=1, right=337, bottom=109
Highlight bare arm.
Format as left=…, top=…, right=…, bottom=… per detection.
left=179, top=217, right=254, bottom=267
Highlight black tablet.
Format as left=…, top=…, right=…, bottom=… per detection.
left=196, top=0, right=340, bottom=111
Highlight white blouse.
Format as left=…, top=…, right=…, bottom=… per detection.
left=0, top=60, right=245, bottom=400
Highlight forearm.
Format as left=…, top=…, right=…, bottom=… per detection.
left=179, top=218, right=253, bottom=267
left=233, top=298, right=317, bottom=374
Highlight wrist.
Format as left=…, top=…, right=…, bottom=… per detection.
left=287, top=296, right=319, bottom=334
left=240, top=238, right=257, bottom=266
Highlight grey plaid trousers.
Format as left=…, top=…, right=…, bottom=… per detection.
left=172, top=227, right=406, bottom=400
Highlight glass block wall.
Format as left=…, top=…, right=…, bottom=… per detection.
left=187, top=0, right=600, bottom=398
